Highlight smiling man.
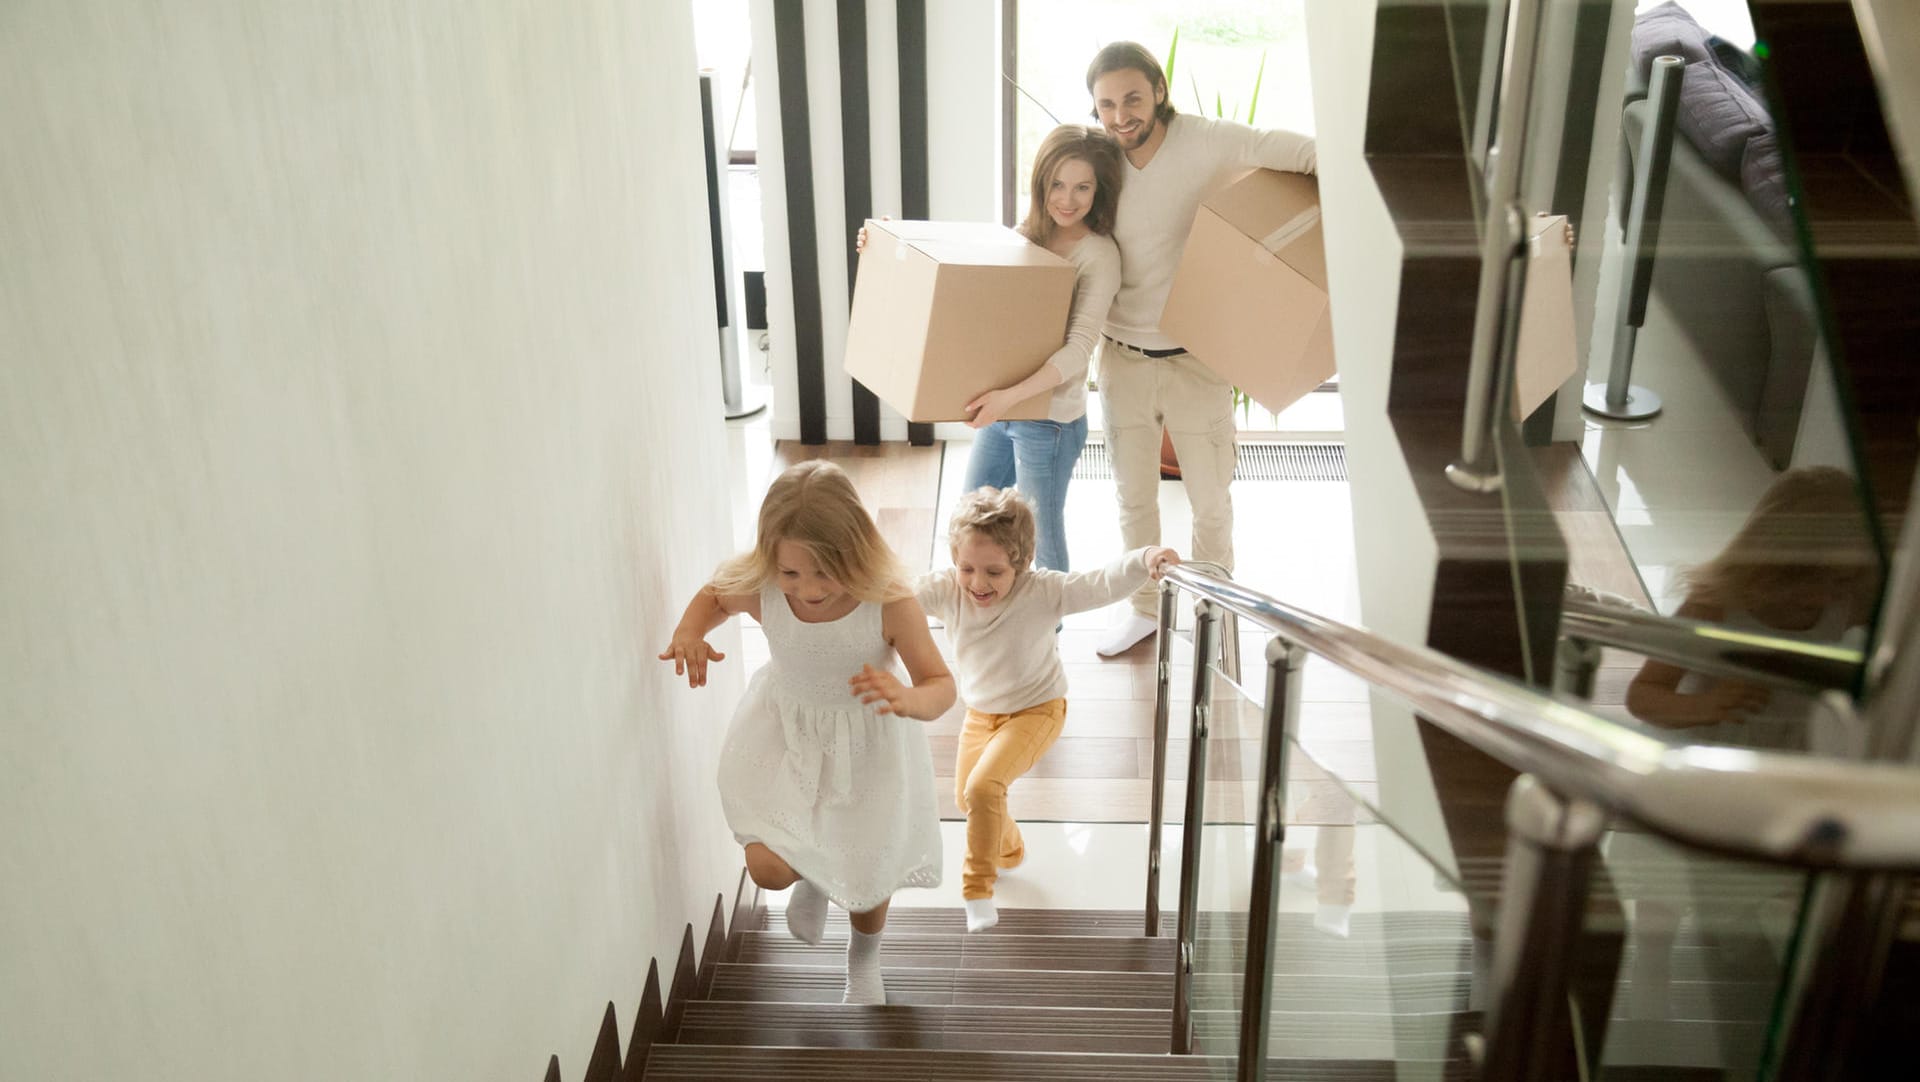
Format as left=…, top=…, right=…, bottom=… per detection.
left=1085, top=41, right=1317, bottom=656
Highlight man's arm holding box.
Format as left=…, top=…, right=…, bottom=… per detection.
left=1208, top=115, right=1316, bottom=177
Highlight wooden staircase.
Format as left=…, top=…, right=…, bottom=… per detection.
left=637, top=905, right=1478, bottom=1081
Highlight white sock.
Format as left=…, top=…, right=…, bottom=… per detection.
left=843, top=928, right=886, bottom=1004
left=964, top=896, right=1000, bottom=933
left=783, top=880, right=827, bottom=946
left=1283, top=863, right=1319, bottom=892
left=1096, top=613, right=1158, bottom=657
left=1314, top=902, right=1352, bottom=939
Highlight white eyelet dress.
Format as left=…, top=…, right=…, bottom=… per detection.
left=717, top=585, right=943, bottom=911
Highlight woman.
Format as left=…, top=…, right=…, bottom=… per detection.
left=958, top=124, right=1124, bottom=572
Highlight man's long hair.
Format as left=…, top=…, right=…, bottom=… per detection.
left=1085, top=41, right=1177, bottom=124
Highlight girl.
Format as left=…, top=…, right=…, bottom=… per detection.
left=860, top=124, right=1124, bottom=573
left=660, top=460, right=955, bottom=1005
left=915, top=486, right=1176, bottom=931
left=1625, top=466, right=1879, bottom=752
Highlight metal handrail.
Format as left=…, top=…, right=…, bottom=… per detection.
left=1560, top=597, right=1865, bottom=696
left=1145, top=563, right=1920, bottom=1079
left=1448, top=0, right=1551, bottom=492
left=1155, top=563, right=1920, bottom=870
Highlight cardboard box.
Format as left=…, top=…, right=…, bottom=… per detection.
left=1160, top=169, right=1334, bottom=414
left=843, top=220, right=1076, bottom=423
left=1511, top=213, right=1578, bottom=420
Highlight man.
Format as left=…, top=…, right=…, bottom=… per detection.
left=1086, top=42, right=1317, bottom=656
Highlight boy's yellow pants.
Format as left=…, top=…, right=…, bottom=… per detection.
left=954, top=697, right=1067, bottom=900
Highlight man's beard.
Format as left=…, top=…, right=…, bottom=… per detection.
left=1123, top=114, right=1157, bottom=149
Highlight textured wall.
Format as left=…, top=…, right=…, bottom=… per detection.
left=1304, top=0, right=1453, bottom=872
left=0, top=2, right=743, bottom=1078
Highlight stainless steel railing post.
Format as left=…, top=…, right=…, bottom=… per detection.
left=1584, top=54, right=1684, bottom=421
left=1552, top=635, right=1602, bottom=699
left=1447, top=0, right=1551, bottom=493
left=1480, top=775, right=1608, bottom=1080
left=1235, top=637, right=1306, bottom=1082
left=1146, top=581, right=1180, bottom=936
left=1171, top=599, right=1221, bottom=1055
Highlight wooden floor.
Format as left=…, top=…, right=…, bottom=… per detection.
left=740, top=439, right=1376, bottom=826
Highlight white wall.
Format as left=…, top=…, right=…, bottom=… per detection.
left=1304, top=0, right=1454, bottom=874
left=927, top=0, right=1002, bottom=225
left=0, top=3, right=743, bottom=1079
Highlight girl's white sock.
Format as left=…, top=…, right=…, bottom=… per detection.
left=842, top=927, right=886, bottom=1005
left=784, top=879, right=827, bottom=945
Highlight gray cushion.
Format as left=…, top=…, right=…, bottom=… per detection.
left=1741, top=128, right=1793, bottom=234
left=1630, top=1, right=1771, bottom=182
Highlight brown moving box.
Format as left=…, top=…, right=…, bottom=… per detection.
left=1160, top=169, right=1333, bottom=414
left=1512, top=213, right=1578, bottom=420
left=843, top=220, right=1076, bottom=423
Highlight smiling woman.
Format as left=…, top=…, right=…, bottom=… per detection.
left=957, top=124, right=1126, bottom=574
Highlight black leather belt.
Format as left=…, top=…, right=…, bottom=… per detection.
left=1105, top=336, right=1185, bottom=359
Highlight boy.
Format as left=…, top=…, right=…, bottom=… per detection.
left=916, top=486, right=1178, bottom=930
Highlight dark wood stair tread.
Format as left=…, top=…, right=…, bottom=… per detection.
left=675, top=1000, right=1481, bottom=1058
left=641, top=1043, right=1470, bottom=1080
left=708, top=962, right=1476, bottom=1012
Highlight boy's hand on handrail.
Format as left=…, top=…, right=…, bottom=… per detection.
left=1145, top=547, right=1182, bottom=580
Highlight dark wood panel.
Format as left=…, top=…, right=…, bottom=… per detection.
left=583, top=1002, right=621, bottom=1082
left=837, top=0, right=881, bottom=444
left=619, top=961, right=664, bottom=1082
left=773, top=1, right=827, bottom=444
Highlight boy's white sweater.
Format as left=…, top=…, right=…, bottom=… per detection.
left=915, top=549, right=1153, bottom=714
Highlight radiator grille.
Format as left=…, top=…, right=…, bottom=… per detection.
left=1074, top=440, right=1348, bottom=482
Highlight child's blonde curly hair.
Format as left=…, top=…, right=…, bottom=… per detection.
left=710, top=460, right=910, bottom=602
left=947, top=486, right=1036, bottom=573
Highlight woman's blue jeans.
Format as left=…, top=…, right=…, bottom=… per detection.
left=961, top=416, right=1089, bottom=572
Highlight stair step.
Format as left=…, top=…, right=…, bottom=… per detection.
left=675, top=1002, right=1170, bottom=1054
left=736, top=930, right=1478, bottom=977
left=674, top=1000, right=1482, bottom=1060
left=708, top=963, right=1476, bottom=1013
left=734, top=931, right=1174, bottom=973
left=642, top=1044, right=1470, bottom=1080
left=785, top=906, right=1475, bottom=941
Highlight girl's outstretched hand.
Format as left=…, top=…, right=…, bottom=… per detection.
left=659, top=632, right=726, bottom=688
left=849, top=663, right=910, bottom=716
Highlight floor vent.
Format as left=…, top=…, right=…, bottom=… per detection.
left=1074, top=440, right=1348, bottom=482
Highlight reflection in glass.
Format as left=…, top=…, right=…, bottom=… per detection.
left=1621, top=467, right=1877, bottom=754
left=1567, top=0, right=1891, bottom=754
